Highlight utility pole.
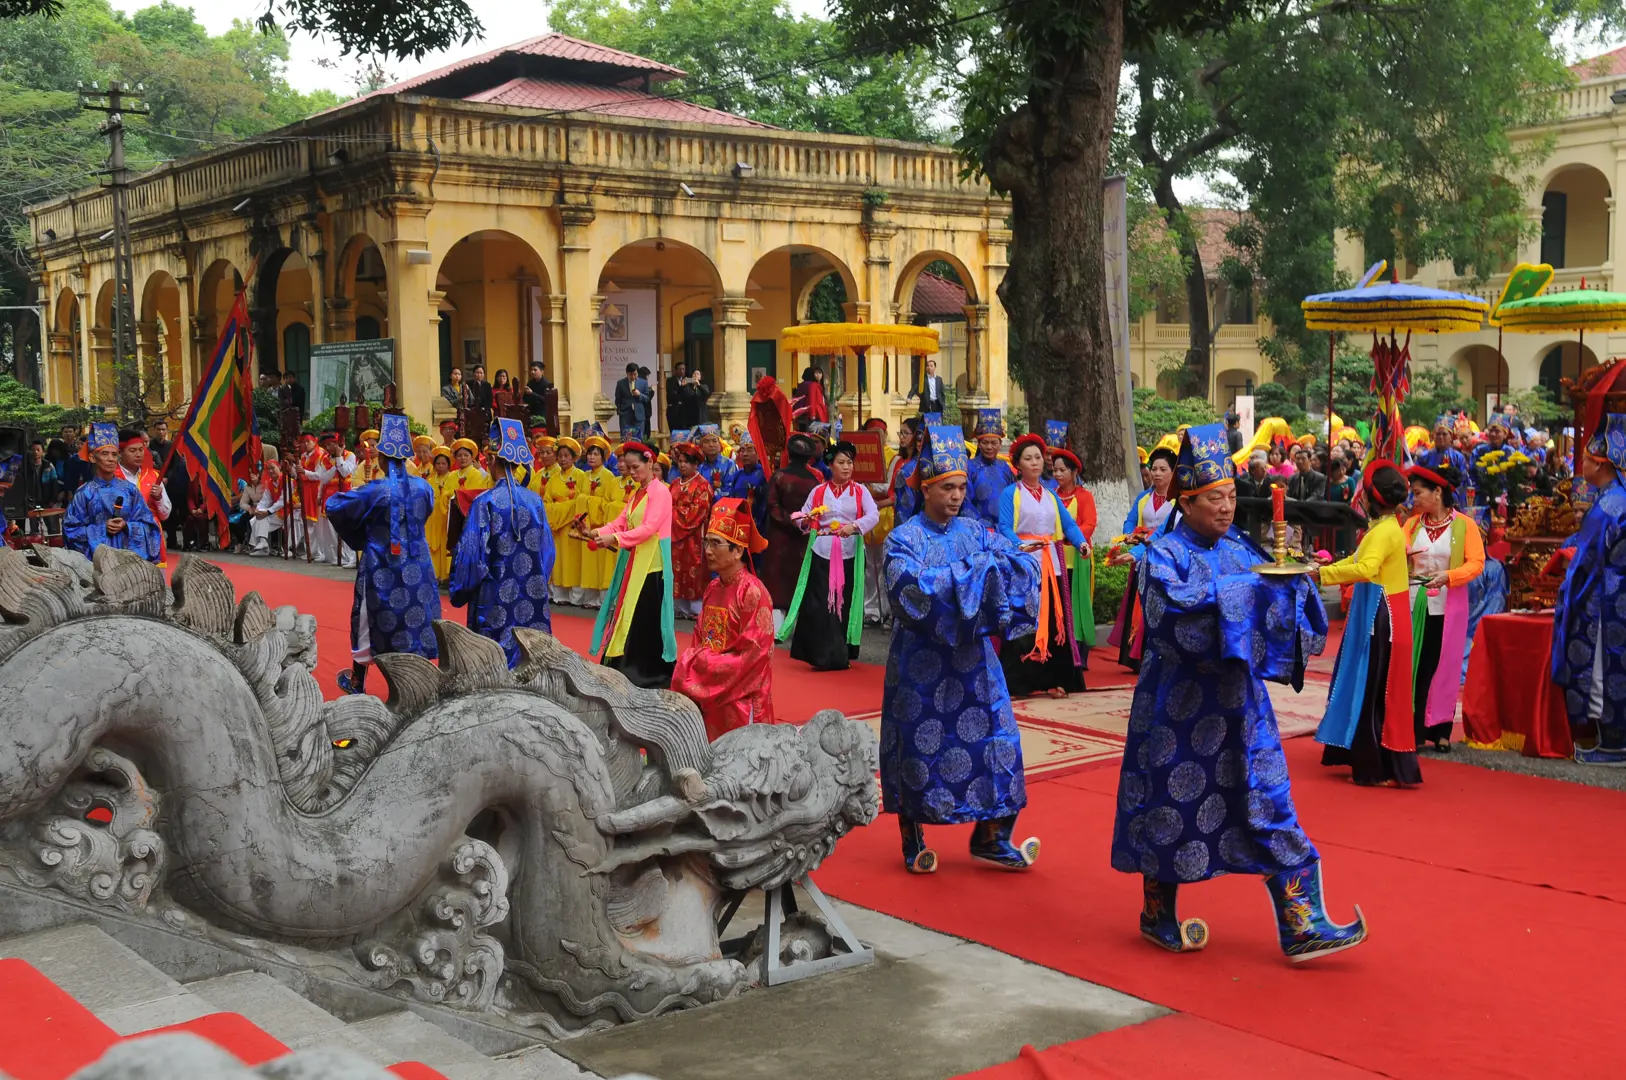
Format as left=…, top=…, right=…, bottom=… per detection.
left=79, top=80, right=149, bottom=425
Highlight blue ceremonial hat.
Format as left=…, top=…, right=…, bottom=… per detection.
left=491, top=417, right=533, bottom=468
left=1045, top=419, right=1069, bottom=448
left=572, top=420, right=591, bottom=441
left=376, top=413, right=413, bottom=460
left=695, top=423, right=721, bottom=438
left=975, top=408, right=1004, bottom=437
left=915, top=423, right=970, bottom=488
left=736, top=430, right=753, bottom=447
left=1176, top=422, right=1235, bottom=495
left=88, top=422, right=119, bottom=452
left=922, top=411, right=944, bottom=424
left=1586, top=413, right=1626, bottom=472
left=672, top=428, right=692, bottom=446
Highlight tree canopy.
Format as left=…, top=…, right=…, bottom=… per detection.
left=1127, top=0, right=1626, bottom=394
left=548, top=0, right=943, bottom=142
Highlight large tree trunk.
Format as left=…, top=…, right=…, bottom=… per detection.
left=1149, top=176, right=1213, bottom=399
left=987, top=0, right=1126, bottom=539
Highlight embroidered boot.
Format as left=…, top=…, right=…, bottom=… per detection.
left=336, top=662, right=368, bottom=696
left=899, top=816, right=937, bottom=874
left=1576, top=722, right=1626, bottom=766
left=1140, top=877, right=1208, bottom=953
left=1264, top=861, right=1368, bottom=962
left=969, top=816, right=1040, bottom=870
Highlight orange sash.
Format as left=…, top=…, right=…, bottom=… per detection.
left=1019, top=533, right=1064, bottom=662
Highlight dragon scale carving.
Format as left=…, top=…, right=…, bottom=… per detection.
left=0, top=546, right=877, bottom=1031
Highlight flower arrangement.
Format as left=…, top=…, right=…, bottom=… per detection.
left=1472, top=449, right=1536, bottom=507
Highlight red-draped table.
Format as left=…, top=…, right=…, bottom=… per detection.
left=1461, top=612, right=1575, bottom=758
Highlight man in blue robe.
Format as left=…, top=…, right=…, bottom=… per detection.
left=881, top=422, right=1041, bottom=873
left=450, top=418, right=556, bottom=667
left=64, top=423, right=162, bottom=562
left=327, top=413, right=441, bottom=695
left=694, top=424, right=738, bottom=501
left=1549, top=413, right=1626, bottom=766
left=964, top=408, right=1014, bottom=527
left=1415, top=420, right=1468, bottom=495
left=721, top=433, right=767, bottom=530
left=1112, top=423, right=1368, bottom=961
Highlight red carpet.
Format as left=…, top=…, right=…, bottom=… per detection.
left=201, top=560, right=1613, bottom=1080
left=960, top=1015, right=1381, bottom=1079
left=204, top=559, right=883, bottom=722
left=816, top=736, right=1626, bottom=1080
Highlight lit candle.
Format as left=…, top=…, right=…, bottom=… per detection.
left=1271, top=485, right=1285, bottom=523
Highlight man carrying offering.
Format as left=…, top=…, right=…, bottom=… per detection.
left=1110, top=423, right=1368, bottom=961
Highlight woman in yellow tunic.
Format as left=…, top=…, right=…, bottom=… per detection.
left=545, top=436, right=589, bottom=605
left=407, top=435, right=436, bottom=479
left=579, top=435, right=624, bottom=607
left=1312, top=459, right=1422, bottom=787
left=527, top=435, right=557, bottom=495
left=425, top=445, right=458, bottom=582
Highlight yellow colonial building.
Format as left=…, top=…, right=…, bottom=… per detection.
left=28, top=34, right=1011, bottom=436
left=1335, top=47, right=1626, bottom=417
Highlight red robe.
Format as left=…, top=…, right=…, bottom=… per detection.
left=671, top=567, right=776, bottom=739
left=670, top=472, right=712, bottom=602
left=299, top=449, right=331, bottom=521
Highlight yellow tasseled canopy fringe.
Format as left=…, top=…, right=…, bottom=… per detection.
left=780, top=323, right=941, bottom=355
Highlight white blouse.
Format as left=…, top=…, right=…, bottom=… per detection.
left=1014, top=485, right=1064, bottom=572
left=1407, top=520, right=1453, bottom=617
left=800, top=481, right=880, bottom=561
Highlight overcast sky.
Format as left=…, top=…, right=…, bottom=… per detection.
left=107, top=0, right=833, bottom=96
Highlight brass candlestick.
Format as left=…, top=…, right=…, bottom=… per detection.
left=1253, top=517, right=1315, bottom=576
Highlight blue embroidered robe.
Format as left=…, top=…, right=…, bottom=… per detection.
left=698, top=455, right=738, bottom=501
left=965, top=456, right=1015, bottom=526
left=893, top=458, right=920, bottom=523
left=1550, top=478, right=1626, bottom=748
left=722, top=463, right=767, bottom=529
left=449, top=479, right=556, bottom=667
left=64, top=476, right=161, bottom=562
left=1111, top=521, right=1328, bottom=882
left=880, top=513, right=1039, bottom=823
left=326, top=459, right=441, bottom=661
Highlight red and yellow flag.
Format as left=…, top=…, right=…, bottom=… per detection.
left=162, top=292, right=261, bottom=547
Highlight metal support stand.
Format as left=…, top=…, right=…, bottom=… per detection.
left=760, top=875, right=874, bottom=987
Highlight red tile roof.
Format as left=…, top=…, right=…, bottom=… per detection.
left=1139, top=206, right=1250, bottom=272
left=1571, top=46, right=1626, bottom=80
left=382, top=33, right=686, bottom=99
left=466, top=77, right=770, bottom=127
left=910, top=271, right=968, bottom=318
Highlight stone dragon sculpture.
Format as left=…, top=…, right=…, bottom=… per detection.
left=0, top=546, right=877, bottom=1034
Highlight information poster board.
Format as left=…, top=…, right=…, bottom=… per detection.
left=845, top=430, right=887, bottom=484
left=310, top=339, right=396, bottom=414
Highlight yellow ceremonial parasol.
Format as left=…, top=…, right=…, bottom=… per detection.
left=780, top=323, right=940, bottom=424
left=1302, top=261, right=1490, bottom=464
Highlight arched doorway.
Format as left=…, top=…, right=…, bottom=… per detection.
left=1214, top=367, right=1257, bottom=409
left=251, top=249, right=315, bottom=386
left=1538, top=341, right=1599, bottom=404
left=746, top=244, right=861, bottom=392
left=1449, top=344, right=1510, bottom=419
left=139, top=271, right=182, bottom=405
left=51, top=288, right=82, bottom=404
left=596, top=239, right=722, bottom=433
left=335, top=235, right=389, bottom=341
left=434, top=230, right=553, bottom=395
left=896, top=252, right=979, bottom=403
left=1541, top=165, right=1611, bottom=269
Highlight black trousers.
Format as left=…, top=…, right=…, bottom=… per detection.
left=791, top=553, right=859, bottom=671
